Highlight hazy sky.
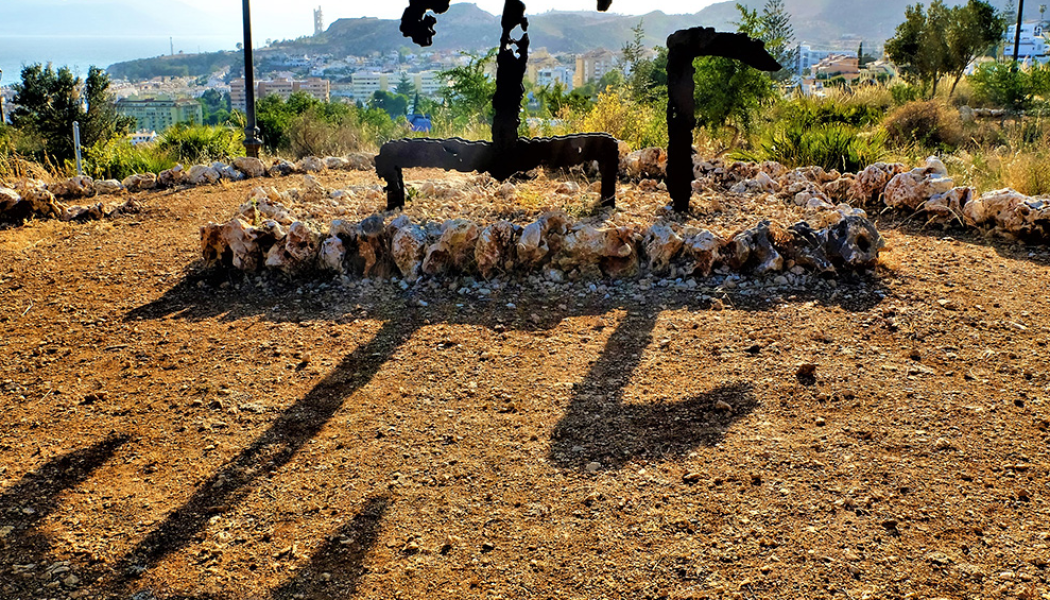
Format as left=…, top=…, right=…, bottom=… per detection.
left=177, top=0, right=722, bottom=43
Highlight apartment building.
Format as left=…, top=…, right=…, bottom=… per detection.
left=115, top=98, right=203, bottom=133
left=230, top=77, right=331, bottom=109
left=574, top=49, right=617, bottom=87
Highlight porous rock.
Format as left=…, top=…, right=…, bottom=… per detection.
left=389, top=215, right=430, bottom=280
left=644, top=224, right=684, bottom=274
left=233, top=156, right=266, bottom=178
left=268, top=159, right=296, bottom=178
left=213, top=162, right=245, bottom=181
left=122, top=172, right=157, bottom=192
left=826, top=215, right=884, bottom=269
left=883, top=158, right=954, bottom=211
left=296, top=156, right=326, bottom=173
left=356, top=215, right=396, bottom=278
left=51, top=176, right=95, bottom=198
left=783, top=221, right=833, bottom=274
left=324, top=156, right=351, bottom=170
left=347, top=153, right=376, bottom=171
left=266, top=221, right=319, bottom=273
left=0, top=187, right=21, bottom=212
left=620, top=147, right=667, bottom=179
left=848, top=162, right=906, bottom=204
left=93, top=179, right=124, bottom=195
left=475, top=220, right=520, bottom=279
left=680, top=228, right=725, bottom=277
left=319, top=235, right=347, bottom=273
left=922, top=187, right=974, bottom=225
left=556, top=224, right=638, bottom=277
left=423, top=219, right=481, bottom=276
left=517, top=211, right=569, bottom=268
left=187, top=165, right=221, bottom=186
left=20, top=186, right=64, bottom=219
left=158, top=164, right=185, bottom=188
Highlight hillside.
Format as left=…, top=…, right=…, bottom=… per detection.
left=106, top=0, right=1017, bottom=77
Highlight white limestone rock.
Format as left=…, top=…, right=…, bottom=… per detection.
left=233, top=156, right=266, bottom=178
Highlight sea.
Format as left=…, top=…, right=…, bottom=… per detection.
left=0, top=34, right=236, bottom=85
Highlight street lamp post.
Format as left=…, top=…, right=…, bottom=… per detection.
left=1013, top=0, right=1026, bottom=65
left=0, top=69, right=6, bottom=124
left=242, top=0, right=263, bottom=158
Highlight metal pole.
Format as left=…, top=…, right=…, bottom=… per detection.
left=242, top=0, right=263, bottom=158
left=1013, top=0, right=1026, bottom=64
left=73, top=121, right=84, bottom=176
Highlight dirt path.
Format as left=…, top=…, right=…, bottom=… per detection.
left=1, top=172, right=1048, bottom=600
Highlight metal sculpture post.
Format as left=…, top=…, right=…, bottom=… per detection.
left=376, top=0, right=619, bottom=211
left=241, top=0, right=263, bottom=158
left=665, top=28, right=781, bottom=212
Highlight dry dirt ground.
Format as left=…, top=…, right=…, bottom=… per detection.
left=0, top=168, right=1049, bottom=600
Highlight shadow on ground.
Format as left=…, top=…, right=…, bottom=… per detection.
left=0, top=435, right=129, bottom=598
left=548, top=309, right=757, bottom=470
left=99, top=267, right=890, bottom=594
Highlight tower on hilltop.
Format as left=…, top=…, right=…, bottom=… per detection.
left=314, top=6, right=324, bottom=36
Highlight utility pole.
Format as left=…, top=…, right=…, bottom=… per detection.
left=242, top=0, right=263, bottom=158
left=1013, top=0, right=1026, bottom=64
left=0, top=69, right=5, bottom=124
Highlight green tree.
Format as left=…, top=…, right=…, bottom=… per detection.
left=692, top=4, right=777, bottom=133
left=370, top=90, right=410, bottom=118
left=760, top=0, right=798, bottom=81
left=535, top=81, right=594, bottom=117
left=438, top=49, right=498, bottom=123
left=11, top=63, right=132, bottom=162
left=621, top=21, right=669, bottom=104
left=395, top=72, right=416, bottom=96
left=945, top=0, right=1003, bottom=95
left=886, top=0, right=1002, bottom=98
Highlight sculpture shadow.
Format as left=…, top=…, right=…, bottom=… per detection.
left=548, top=309, right=757, bottom=471
left=113, top=319, right=413, bottom=585
left=112, top=267, right=887, bottom=587
left=0, top=435, right=130, bottom=597
left=270, top=496, right=389, bottom=600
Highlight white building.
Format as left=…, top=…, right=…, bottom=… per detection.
left=537, top=66, right=574, bottom=91
left=1004, top=22, right=1050, bottom=63
left=795, top=44, right=851, bottom=76
left=351, top=71, right=385, bottom=99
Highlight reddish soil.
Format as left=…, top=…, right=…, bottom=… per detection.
left=1, top=170, right=1048, bottom=600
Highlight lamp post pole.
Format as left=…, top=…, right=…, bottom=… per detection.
left=1013, top=0, right=1026, bottom=65
left=242, top=0, right=263, bottom=158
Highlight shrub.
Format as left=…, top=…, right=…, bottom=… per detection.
left=83, top=138, right=177, bottom=181
left=969, top=62, right=1032, bottom=110
left=736, top=122, right=886, bottom=172
left=883, top=101, right=964, bottom=150
left=577, top=90, right=668, bottom=150
left=157, top=123, right=244, bottom=163
left=889, top=83, right=923, bottom=105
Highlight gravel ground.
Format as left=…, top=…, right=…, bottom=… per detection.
left=0, top=168, right=1048, bottom=600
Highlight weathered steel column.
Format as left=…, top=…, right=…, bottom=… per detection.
left=242, top=0, right=263, bottom=158
left=1012, top=0, right=1026, bottom=65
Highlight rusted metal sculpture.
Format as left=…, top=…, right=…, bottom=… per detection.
left=665, top=28, right=781, bottom=212
left=377, top=0, right=619, bottom=211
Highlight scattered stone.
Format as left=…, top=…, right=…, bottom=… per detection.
left=233, top=156, right=266, bottom=178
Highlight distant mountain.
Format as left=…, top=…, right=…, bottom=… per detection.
left=695, top=0, right=1014, bottom=50
left=314, top=0, right=1015, bottom=55
left=106, top=0, right=1020, bottom=78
